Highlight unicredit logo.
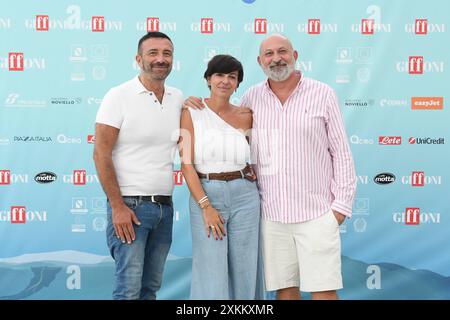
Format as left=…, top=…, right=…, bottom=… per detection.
left=409, top=137, right=445, bottom=144
left=379, top=136, right=402, bottom=145
left=374, top=173, right=396, bottom=185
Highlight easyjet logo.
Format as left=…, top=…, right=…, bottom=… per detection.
left=411, top=97, right=443, bottom=110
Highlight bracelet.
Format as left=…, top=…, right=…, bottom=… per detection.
left=198, top=195, right=208, bottom=204
left=199, top=200, right=210, bottom=210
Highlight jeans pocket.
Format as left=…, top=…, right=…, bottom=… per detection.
left=122, top=197, right=138, bottom=210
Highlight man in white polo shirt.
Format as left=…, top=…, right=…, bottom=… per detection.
left=94, top=32, right=183, bottom=300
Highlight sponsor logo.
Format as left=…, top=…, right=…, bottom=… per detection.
left=379, top=98, right=407, bottom=107
left=173, top=170, right=183, bottom=185
left=350, top=135, right=374, bottom=145
left=87, top=135, right=95, bottom=144
left=8, top=52, right=24, bottom=71
left=396, top=58, right=443, bottom=73
left=308, top=19, right=320, bottom=34
left=401, top=172, right=441, bottom=186
left=201, top=18, right=213, bottom=33
left=409, top=56, right=423, bottom=74
left=0, top=137, right=10, bottom=145
left=353, top=198, right=370, bottom=215
left=0, top=170, right=11, bottom=185
left=404, top=20, right=445, bottom=34
left=353, top=218, right=367, bottom=232
left=73, top=170, right=86, bottom=185
left=34, top=172, right=57, bottom=184
left=0, top=18, right=11, bottom=29
left=411, top=97, right=443, bottom=110
left=50, top=97, right=82, bottom=105
left=374, top=173, right=396, bottom=185
left=57, top=134, right=81, bottom=144
left=415, top=19, right=427, bottom=34
left=0, top=207, right=47, bottom=223
left=408, top=137, right=445, bottom=145
left=379, top=136, right=401, bottom=145
left=344, top=99, right=374, bottom=107
left=4, top=93, right=46, bottom=108
left=147, top=17, right=159, bottom=31
left=297, top=20, right=337, bottom=34
left=36, top=15, right=49, bottom=31
left=361, top=19, right=374, bottom=34
left=254, top=18, right=267, bottom=34
left=393, top=208, right=441, bottom=225
left=91, top=16, right=104, bottom=32
left=14, top=136, right=52, bottom=142
left=71, top=197, right=88, bottom=214
left=87, top=97, right=102, bottom=105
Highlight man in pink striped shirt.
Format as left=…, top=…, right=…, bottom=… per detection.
left=240, top=34, right=356, bottom=300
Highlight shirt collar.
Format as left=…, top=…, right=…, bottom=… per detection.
left=132, top=75, right=173, bottom=96
left=264, top=70, right=303, bottom=93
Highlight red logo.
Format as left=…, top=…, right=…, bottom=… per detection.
left=36, top=15, right=49, bottom=31
left=87, top=135, right=95, bottom=144
left=147, top=17, right=159, bottom=32
left=361, top=19, right=374, bottom=34
left=415, top=19, right=427, bottom=34
left=412, top=171, right=425, bottom=186
left=11, top=206, right=26, bottom=224
left=254, top=18, right=267, bottom=34
left=73, top=170, right=86, bottom=185
left=308, top=19, right=320, bottom=34
left=0, top=170, right=11, bottom=185
left=379, top=136, right=402, bottom=145
left=201, top=18, right=213, bottom=33
left=409, top=56, right=424, bottom=74
left=92, top=16, right=104, bottom=32
left=173, top=170, right=184, bottom=185
left=405, top=208, right=420, bottom=225
left=8, top=52, right=24, bottom=71
left=409, top=137, right=416, bottom=144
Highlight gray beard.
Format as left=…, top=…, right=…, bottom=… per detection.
left=263, top=63, right=295, bottom=82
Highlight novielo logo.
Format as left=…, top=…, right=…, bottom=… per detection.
left=34, top=172, right=57, bottom=184
left=173, top=170, right=183, bottom=185
left=411, top=97, right=443, bottom=110
left=379, top=136, right=402, bottom=145
left=374, top=173, right=396, bottom=185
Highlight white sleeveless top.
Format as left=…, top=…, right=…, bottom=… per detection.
left=189, top=100, right=251, bottom=174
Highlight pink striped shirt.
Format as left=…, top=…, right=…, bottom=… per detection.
left=241, top=72, right=356, bottom=223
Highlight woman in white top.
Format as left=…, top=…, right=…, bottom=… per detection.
left=179, top=55, right=263, bottom=299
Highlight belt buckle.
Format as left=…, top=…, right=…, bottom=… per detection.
left=150, top=195, right=157, bottom=203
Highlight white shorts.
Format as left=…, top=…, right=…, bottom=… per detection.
left=261, top=210, right=343, bottom=292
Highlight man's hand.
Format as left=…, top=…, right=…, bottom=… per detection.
left=332, top=210, right=346, bottom=225
left=112, top=204, right=141, bottom=244
left=182, top=96, right=204, bottom=110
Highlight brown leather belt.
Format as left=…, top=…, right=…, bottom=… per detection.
left=197, top=165, right=253, bottom=181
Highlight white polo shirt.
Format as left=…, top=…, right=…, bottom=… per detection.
left=96, top=76, right=183, bottom=196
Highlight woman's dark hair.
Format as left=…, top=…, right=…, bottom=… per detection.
left=203, top=54, right=244, bottom=89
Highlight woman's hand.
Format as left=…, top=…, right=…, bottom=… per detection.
left=202, top=206, right=226, bottom=240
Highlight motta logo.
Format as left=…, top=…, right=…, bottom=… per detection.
left=374, top=173, right=396, bottom=185
left=34, top=172, right=57, bottom=184
left=201, top=18, right=213, bottom=33
left=147, top=17, right=159, bottom=32
left=308, top=19, right=320, bottom=34
left=0, top=169, right=11, bottom=185
left=8, top=52, right=24, bottom=71
left=379, top=136, right=402, bottom=145
left=254, top=18, right=267, bottom=34
left=361, top=19, right=374, bottom=34
left=415, top=19, right=427, bottom=34
left=92, top=16, right=104, bottom=32
left=409, top=56, right=424, bottom=74
left=36, top=15, right=49, bottom=31
left=73, top=170, right=86, bottom=185
left=87, top=135, right=95, bottom=144
left=173, top=170, right=183, bottom=185
left=10, top=206, right=26, bottom=224
left=411, top=97, right=443, bottom=110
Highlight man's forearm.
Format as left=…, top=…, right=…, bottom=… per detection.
left=94, top=154, right=124, bottom=208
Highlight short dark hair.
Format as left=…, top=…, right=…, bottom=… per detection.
left=137, top=32, right=173, bottom=54
left=203, top=55, right=244, bottom=88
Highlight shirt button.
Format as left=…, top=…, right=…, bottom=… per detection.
left=149, top=92, right=153, bottom=95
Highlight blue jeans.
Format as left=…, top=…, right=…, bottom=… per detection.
left=190, top=178, right=264, bottom=299
left=106, top=196, right=173, bottom=300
